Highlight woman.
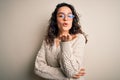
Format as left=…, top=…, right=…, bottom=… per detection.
left=34, top=2, right=87, bottom=80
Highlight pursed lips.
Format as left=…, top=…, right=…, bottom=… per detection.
left=63, top=23, right=68, bottom=26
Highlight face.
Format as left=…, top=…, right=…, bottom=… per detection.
left=57, top=6, right=74, bottom=32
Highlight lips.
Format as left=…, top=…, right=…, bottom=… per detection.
left=63, top=23, right=68, bottom=26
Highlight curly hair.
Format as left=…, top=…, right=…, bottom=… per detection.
left=45, top=2, right=87, bottom=46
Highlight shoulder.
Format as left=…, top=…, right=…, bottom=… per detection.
left=77, top=33, right=85, bottom=38
left=76, top=33, right=86, bottom=43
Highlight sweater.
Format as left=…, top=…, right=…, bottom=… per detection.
left=34, top=34, right=86, bottom=80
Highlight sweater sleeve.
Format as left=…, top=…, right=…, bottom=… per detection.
left=59, top=34, right=86, bottom=78
left=34, top=41, right=67, bottom=80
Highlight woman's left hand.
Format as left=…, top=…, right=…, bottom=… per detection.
left=72, top=68, right=86, bottom=79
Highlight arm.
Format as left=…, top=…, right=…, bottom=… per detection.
left=34, top=41, right=67, bottom=80
left=59, top=34, right=86, bottom=78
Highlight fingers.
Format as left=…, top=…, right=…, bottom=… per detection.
left=80, top=68, right=85, bottom=71
left=73, top=75, right=80, bottom=79
left=61, top=35, right=66, bottom=42
left=75, top=71, right=85, bottom=77
left=73, top=73, right=84, bottom=79
left=67, top=35, right=69, bottom=40
left=60, top=34, right=72, bottom=42
left=79, top=68, right=85, bottom=74
left=79, top=68, right=86, bottom=75
left=73, top=72, right=85, bottom=79
left=72, top=68, right=86, bottom=79
left=73, top=74, right=84, bottom=79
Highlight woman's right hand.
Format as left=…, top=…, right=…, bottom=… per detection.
left=59, top=34, right=72, bottom=42
left=72, top=68, right=86, bottom=79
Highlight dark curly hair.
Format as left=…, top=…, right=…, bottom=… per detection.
left=45, top=2, right=87, bottom=46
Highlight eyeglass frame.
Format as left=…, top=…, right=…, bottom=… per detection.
left=57, top=12, right=75, bottom=20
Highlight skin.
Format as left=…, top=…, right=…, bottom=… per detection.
left=55, top=6, right=86, bottom=79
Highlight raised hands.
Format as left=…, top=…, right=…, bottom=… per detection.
left=59, top=34, right=74, bottom=42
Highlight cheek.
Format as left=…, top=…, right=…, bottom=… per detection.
left=68, top=21, right=73, bottom=27
left=69, top=21, right=73, bottom=25
left=57, top=18, right=62, bottom=23
left=57, top=19, right=63, bottom=26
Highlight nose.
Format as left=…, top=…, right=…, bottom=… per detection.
left=64, top=16, right=68, bottom=21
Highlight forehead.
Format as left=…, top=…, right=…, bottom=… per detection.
left=57, top=6, right=72, bottom=14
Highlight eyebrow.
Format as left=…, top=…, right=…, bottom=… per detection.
left=57, top=12, right=72, bottom=15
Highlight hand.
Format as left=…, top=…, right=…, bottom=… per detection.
left=59, top=34, right=72, bottom=42
left=72, top=68, right=86, bottom=79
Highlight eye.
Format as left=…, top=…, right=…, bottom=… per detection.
left=58, top=14, right=65, bottom=18
left=68, top=14, right=74, bottom=18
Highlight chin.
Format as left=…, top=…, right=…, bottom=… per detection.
left=62, top=27, right=71, bottom=30
left=62, top=28, right=70, bottom=31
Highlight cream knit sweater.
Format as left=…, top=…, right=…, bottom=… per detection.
left=34, top=34, right=86, bottom=80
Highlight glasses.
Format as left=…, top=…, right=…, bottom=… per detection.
left=57, top=13, right=75, bottom=20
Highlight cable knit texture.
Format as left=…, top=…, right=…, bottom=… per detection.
left=34, top=34, right=86, bottom=80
